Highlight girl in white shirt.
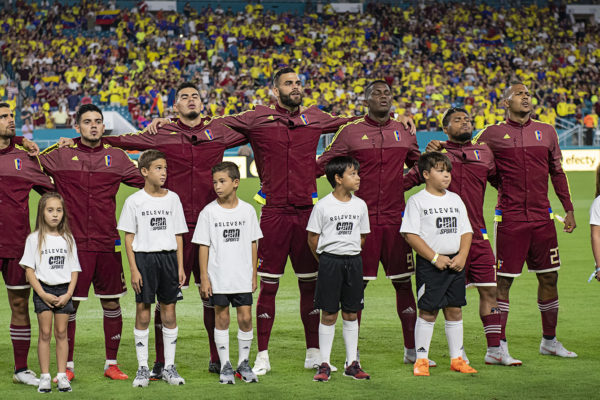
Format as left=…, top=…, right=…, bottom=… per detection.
left=20, top=193, right=81, bottom=393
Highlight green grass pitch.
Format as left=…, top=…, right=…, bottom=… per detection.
left=0, top=172, right=597, bottom=399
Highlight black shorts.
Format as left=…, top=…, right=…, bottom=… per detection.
left=210, top=293, right=253, bottom=308
left=315, top=253, right=364, bottom=314
left=134, top=251, right=183, bottom=305
left=33, top=282, right=74, bottom=314
left=415, top=254, right=466, bottom=312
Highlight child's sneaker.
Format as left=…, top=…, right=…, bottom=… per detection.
left=539, top=338, right=577, bottom=358
left=235, top=360, right=258, bottom=383
left=162, top=365, right=185, bottom=385
left=132, top=366, right=150, bottom=388
left=149, top=362, right=163, bottom=380
left=52, top=368, right=74, bottom=383
left=450, top=357, right=477, bottom=373
left=13, top=369, right=39, bottom=386
left=313, top=362, right=331, bottom=382
left=37, top=374, right=51, bottom=393
left=219, top=361, right=235, bottom=384
left=343, top=361, right=370, bottom=380
left=413, top=358, right=430, bottom=376
left=57, top=374, right=72, bottom=392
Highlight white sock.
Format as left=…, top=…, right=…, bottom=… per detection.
left=415, top=317, right=435, bottom=360
left=66, top=361, right=74, bottom=369
left=342, top=319, right=359, bottom=364
left=318, top=323, right=336, bottom=365
left=445, top=320, right=464, bottom=359
left=134, top=328, right=149, bottom=368
left=238, top=329, right=253, bottom=367
left=40, top=373, right=51, bottom=379
left=104, top=360, right=117, bottom=369
left=162, top=326, right=178, bottom=368
left=56, top=372, right=66, bottom=379
left=214, top=328, right=230, bottom=364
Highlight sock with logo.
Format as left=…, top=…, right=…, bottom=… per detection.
left=445, top=320, right=463, bottom=359
left=214, top=328, right=230, bottom=365
left=318, top=323, right=335, bottom=365
left=102, top=306, right=122, bottom=361
left=298, top=278, right=320, bottom=349
left=237, top=329, right=253, bottom=367
left=162, top=326, right=178, bottom=368
left=256, top=279, right=279, bottom=352
left=538, top=297, right=559, bottom=339
left=393, top=280, right=417, bottom=349
left=414, top=317, right=435, bottom=360
left=134, top=328, right=149, bottom=368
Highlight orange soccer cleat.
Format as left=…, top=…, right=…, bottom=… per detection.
left=104, top=364, right=129, bottom=380
left=450, top=357, right=478, bottom=374
left=413, top=358, right=430, bottom=376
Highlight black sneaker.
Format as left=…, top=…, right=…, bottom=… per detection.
left=313, top=362, right=331, bottom=382
left=149, top=362, right=163, bottom=381
left=208, top=360, right=221, bottom=374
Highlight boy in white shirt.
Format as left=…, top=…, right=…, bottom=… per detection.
left=192, top=162, right=262, bottom=384
left=118, top=150, right=188, bottom=387
left=307, top=156, right=370, bottom=382
left=400, top=152, right=476, bottom=376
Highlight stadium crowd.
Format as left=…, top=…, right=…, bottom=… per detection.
left=1, top=0, right=600, bottom=131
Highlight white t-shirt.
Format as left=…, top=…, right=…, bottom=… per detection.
left=20, top=233, right=81, bottom=285
left=118, top=189, right=188, bottom=252
left=590, top=196, right=600, bottom=225
left=306, top=193, right=370, bottom=256
left=192, top=199, right=263, bottom=294
left=400, top=189, right=473, bottom=255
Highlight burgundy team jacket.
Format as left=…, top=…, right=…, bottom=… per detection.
left=221, top=104, right=355, bottom=207
left=0, top=140, right=54, bottom=258
left=316, top=115, right=420, bottom=225
left=103, top=119, right=246, bottom=225
left=40, top=138, right=144, bottom=252
left=474, top=118, right=573, bottom=223
left=404, top=141, right=497, bottom=241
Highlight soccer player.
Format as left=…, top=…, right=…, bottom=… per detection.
left=118, top=150, right=188, bottom=387
left=61, top=82, right=247, bottom=376
left=0, top=102, right=54, bottom=386
left=405, top=108, right=520, bottom=365
left=429, top=82, right=577, bottom=360
left=315, top=81, right=424, bottom=365
left=193, top=162, right=262, bottom=384
left=40, top=104, right=145, bottom=380
left=307, top=156, right=371, bottom=382
left=401, top=152, right=476, bottom=377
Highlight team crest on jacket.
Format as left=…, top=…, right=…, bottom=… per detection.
left=14, top=158, right=22, bottom=170
left=105, top=155, right=112, bottom=167
left=393, top=130, right=400, bottom=141
left=534, top=130, right=542, bottom=141
left=300, top=114, right=309, bottom=125
left=204, top=129, right=213, bottom=140
left=473, top=150, right=481, bottom=160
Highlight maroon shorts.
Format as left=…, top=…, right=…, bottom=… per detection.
left=495, top=219, right=560, bottom=277
left=73, top=250, right=127, bottom=300
left=256, top=206, right=318, bottom=279
left=181, top=230, right=200, bottom=288
left=465, top=239, right=496, bottom=286
left=1, top=258, right=29, bottom=289
left=362, top=224, right=414, bottom=280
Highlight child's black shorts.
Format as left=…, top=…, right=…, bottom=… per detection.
left=314, top=252, right=364, bottom=313
left=134, top=251, right=183, bottom=304
left=33, top=282, right=74, bottom=314
left=415, top=254, right=466, bottom=312
left=210, top=293, right=253, bottom=307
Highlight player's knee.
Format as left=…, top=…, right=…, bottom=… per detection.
left=321, top=311, right=337, bottom=325
left=260, top=277, right=280, bottom=294
left=39, top=326, right=52, bottom=342
left=443, top=307, right=462, bottom=321
left=238, top=313, right=252, bottom=330
left=537, top=271, right=558, bottom=288
left=496, top=276, right=513, bottom=292
left=101, top=299, right=120, bottom=310
left=391, top=278, right=411, bottom=290
left=478, top=286, right=497, bottom=303
left=8, top=290, right=30, bottom=314
left=54, top=325, right=67, bottom=341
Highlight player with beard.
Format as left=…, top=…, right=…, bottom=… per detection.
left=428, top=83, right=577, bottom=361
left=406, top=108, right=521, bottom=365
left=0, top=103, right=54, bottom=386
left=315, top=81, right=425, bottom=366
left=40, top=104, right=144, bottom=381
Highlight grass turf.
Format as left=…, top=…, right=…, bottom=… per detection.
left=0, top=171, right=597, bottom=399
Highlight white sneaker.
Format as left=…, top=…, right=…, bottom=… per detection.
left=485, top=346, right=522, bottom=366
left=13, top=369, right=40, bottom=386
left=162, top=365, right=185, bottom=385
left=37, top=374, right=51, bottom=393
left=540, top=338, right=577, bottom=358
left=500, top=341, right=523, bottom=365
left=252, top=350, right=271, bottom=376
left=132, top=366, right=150, bottom=388
left=56, top=374, right=72, bottom=392
left=305, top=348, right=337, bottom=372
left=403, top=347, right=437, bottom=367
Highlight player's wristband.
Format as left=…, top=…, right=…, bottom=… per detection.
left=431, top=253, right=439, bottom=265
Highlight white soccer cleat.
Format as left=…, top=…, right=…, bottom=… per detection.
left=37, top=374, right=51, bottom=393
left=56, top=374, right=72, bottom=392
left=304, top=348, right=321, bottom=369
left=540, top=338, right=577, bottom=358
left=499, top=341, right=523, bottom=365
left=403, top=347, right=437, bottom=367
left=162, top=365, right=185, bottom=385
left=13, top=369, right=40, bottom=386
left=252, top=350, right=271, bottom=376
left=132, top=366, right=150, bottom=387
left=485, top=346, right=522, bottom=366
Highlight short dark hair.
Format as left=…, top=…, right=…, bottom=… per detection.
left=504, top=81, right=525, bottom=99
left=441, top=107, right=469, bottom=128
left=364, top=80, right=391, bottom=98
left=212, top=161, right=240, bottom=181
left=272, top=67, right=296, bottom=87
left=138, top=149, right=166, bottom=172
left=0, top=102, right=10, bottom=109
left=175, top=82, right=199, bottom=100
left=324, top=156, right=360, bottom=188
left=418, top=152, right=452, bottom=180
left=75, top=104, right=103, bottom=125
